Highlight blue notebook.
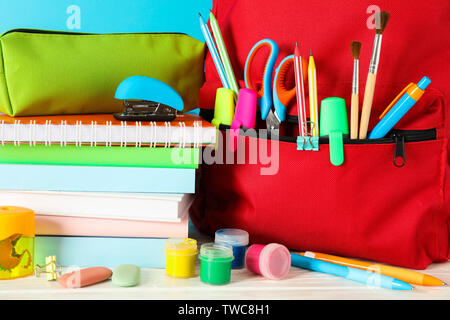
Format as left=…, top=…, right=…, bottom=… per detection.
left=35, top=236, right=167, bottom=268
left=0, top=164, right=195, bottom=193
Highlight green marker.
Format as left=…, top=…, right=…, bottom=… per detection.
left=320, top=97, right=349, bottom=166
left=209, top=11, right=239, bottom=97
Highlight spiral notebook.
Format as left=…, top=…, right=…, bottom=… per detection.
left=0, top=113, right=216, bottom=147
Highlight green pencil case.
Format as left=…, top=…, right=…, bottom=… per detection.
left=0, top=29, right=205, bottom=116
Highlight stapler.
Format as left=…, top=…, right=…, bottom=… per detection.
left=114, top=75, right=184, bottom=121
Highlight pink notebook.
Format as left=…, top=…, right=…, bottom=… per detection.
left=35, top=213, right=188, bottom=238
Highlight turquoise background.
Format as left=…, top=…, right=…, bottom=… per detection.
left=0, top=0, right=212, bottom=41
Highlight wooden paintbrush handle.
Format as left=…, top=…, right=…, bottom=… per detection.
left=350, top=94, right=359, bottom=140
left=359, top=73, right=377, bottom=139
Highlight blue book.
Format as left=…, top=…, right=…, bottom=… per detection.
left=0, top=164, right=195, bottom=193
left=35, top=236, right=167, bottom=268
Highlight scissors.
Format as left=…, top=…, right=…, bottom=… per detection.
left=244, top=39, right=297, bottom=133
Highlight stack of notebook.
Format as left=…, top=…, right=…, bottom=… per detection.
left=0, top=113, right=216, bottom=268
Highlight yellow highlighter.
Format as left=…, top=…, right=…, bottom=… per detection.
left=300, top=251, right=446, bottom=286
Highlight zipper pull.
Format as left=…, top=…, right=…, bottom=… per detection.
left=393, top=134, right=406, bottom=167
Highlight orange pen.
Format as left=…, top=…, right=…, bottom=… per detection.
left=300, top=251, right=447, bottom=286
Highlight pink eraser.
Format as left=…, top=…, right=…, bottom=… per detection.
left=246, top=243, right=291, bottom=280
left=58, top=267, right=112, bottom=288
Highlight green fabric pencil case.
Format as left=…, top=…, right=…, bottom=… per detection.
left=0, top=29, right=205, bottom=116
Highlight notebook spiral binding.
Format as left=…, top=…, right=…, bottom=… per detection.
left=0, top=119, right=203, bottom=148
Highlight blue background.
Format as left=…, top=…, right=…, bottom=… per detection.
left=0, top=0, right=212, bottom=41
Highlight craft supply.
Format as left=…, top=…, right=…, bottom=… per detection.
left=301, top=251, right=446, bottom=286
left=0, top=206, right=34, bottom=280
left=164, top=238, right=198, bottom=278
left=369, top=76, right=431, bottom=139
left=319, top=97, right=349, bottom=166
left=246, top=244, right=291, bottom=280
left=112, top=264, right=141, bottom=287
left=294, top=42, right=307, bottom=137
left=350, top=41, right=362, bottom=139
left=114, top=76, right=184, bottom=122
left=199, top=243, right=234, bottom=285
left=290, top=253, right=413, bottom=290
left=58, top=267, right=112, bottom=288
left=215, top=228, right=249, bottom=269
left=35, top=256, right=62, bottom=281
left=229, top=88, right=257, bottom=151
left=199, top=13, right=230, bottom=90
left=212, top=88, right=235, bottom=128
left=359, top=11, right=390, bottom=139
left=209, top=11, right=239, bottom=97
left=308, top=49, right=319, bottom=137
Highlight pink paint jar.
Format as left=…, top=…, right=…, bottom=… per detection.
left=246, top=243, right=291, bottom=280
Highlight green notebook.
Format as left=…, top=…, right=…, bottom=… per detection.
left=0, top=144, right=199, bottom=169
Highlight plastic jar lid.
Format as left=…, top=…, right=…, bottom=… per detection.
left=164, top=238, right=197, bottom=256
left=258, top=243, right=291, bottom=280
left=199, top=243, right=234, bottom=262
left=0, top=206, right=35, bottom=240
left=215, top=228, right=249, bottom=246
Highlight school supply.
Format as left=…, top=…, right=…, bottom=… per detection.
left=35, top=256, right=62, bottom=281
left=229, top=88, right=257, bottom=151
left=301, top=251, right=446, bottom=286
left=0, top=113, right=216, bottom=147
left=246, top=244, right=291, bottom=280
left=0, top=29, right=205, bottom=116
left=36, top=236, right=167, bottom=268
left=199, top=13, right=230, bottom=90
left=319, top=97, right=349, bottom=166
left=112, top=264, right=140, bottom=287
left=165, top=238, right=198, bottom=278
left=35, top=210, right=189, bottom=238
left=212, top=88, right=235, bottom=128
left=0, top=191, right=193, bottom=222
left=0, top=164, right=195, bottom=193
left=369, top=76, right=431, bottom=139
left=294, top=43, right=307, bottom=137
left=290, top=253, right=413, bottom=290
left=0, top=206, right=35, bottom=280
left=215, top=229, right=249, bottom=269
left=350, top=41, right=362, bottom=139
left=308, top=49, right=319, bottom=137
left=0, top=144, right=199, bottom=169
left=58, top=267, right=112, bottom=288
left=199, top=243, right=234, bottom=285
left=113, top=76, right=184, bottom=122
left=209, top=11, right=240, bottom=97
left=359, top=11, right=390, bottom=139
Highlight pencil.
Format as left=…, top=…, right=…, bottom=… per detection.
left=198, top=13, right=230, bottom=90
left=301, top=251, right=446, bottom=286
left=209, top=11, right=239, bottom=97
left=294, top=43, right=307, bottom=137
left=308, top=49, right=319, bottom=137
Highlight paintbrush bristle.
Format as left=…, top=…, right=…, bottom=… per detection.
left=375, top=11, right=390, bottom=34
left=351, top=41, right=361, bottom=59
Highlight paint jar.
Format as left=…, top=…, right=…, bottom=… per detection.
left=0, top=206, right=35, bottom=280
left=199, top=243, right=234, bottom=285
left=214, top=228, right=249, bottom=269
left=246, top=243, right=291, bottom=280
left=164, top=238, right=197, bottom=278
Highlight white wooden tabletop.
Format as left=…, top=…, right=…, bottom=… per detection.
left=1, top=226, right=449, bottom=300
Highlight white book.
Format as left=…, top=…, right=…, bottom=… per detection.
left=0, top=190, right=194, bottom=222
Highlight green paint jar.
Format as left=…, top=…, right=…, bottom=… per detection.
left=199, top=243, right=234, bottom=285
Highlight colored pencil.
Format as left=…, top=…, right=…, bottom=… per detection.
left=308, top=49, right=319, bottom=137
left=294, top=43, right=307, bottom=137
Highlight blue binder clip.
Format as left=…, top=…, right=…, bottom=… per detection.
left=114, top=76, right=184, bottom=121
left=297, top=136, right=319, bottom=151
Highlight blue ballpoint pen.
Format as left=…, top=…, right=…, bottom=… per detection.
left=290, top=253, right=413, bottom=290
left=368, top=76, right=431, bottom=139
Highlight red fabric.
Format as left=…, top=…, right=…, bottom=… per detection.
left=192, top=0, right=450, bottom=268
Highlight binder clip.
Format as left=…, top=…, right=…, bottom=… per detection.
left=114, top=76, right=184, bottom=122
left=296, top=121, right=319, bottom=151
left=35, top=256, right=62, bottom=281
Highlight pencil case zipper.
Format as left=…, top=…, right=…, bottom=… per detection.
left=2, top=29, right=187, bottom=37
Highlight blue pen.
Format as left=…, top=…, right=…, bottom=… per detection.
left=290, top=253, right=413, bottom=290
left=368, top=76, right=431, bottom=139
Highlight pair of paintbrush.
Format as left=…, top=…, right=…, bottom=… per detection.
left=352, top=11, right=390, bottom=139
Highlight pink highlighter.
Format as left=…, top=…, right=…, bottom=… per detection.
left=228, top=88, right=257, bottom=151
left=246, top=243, right=291, bottom=280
